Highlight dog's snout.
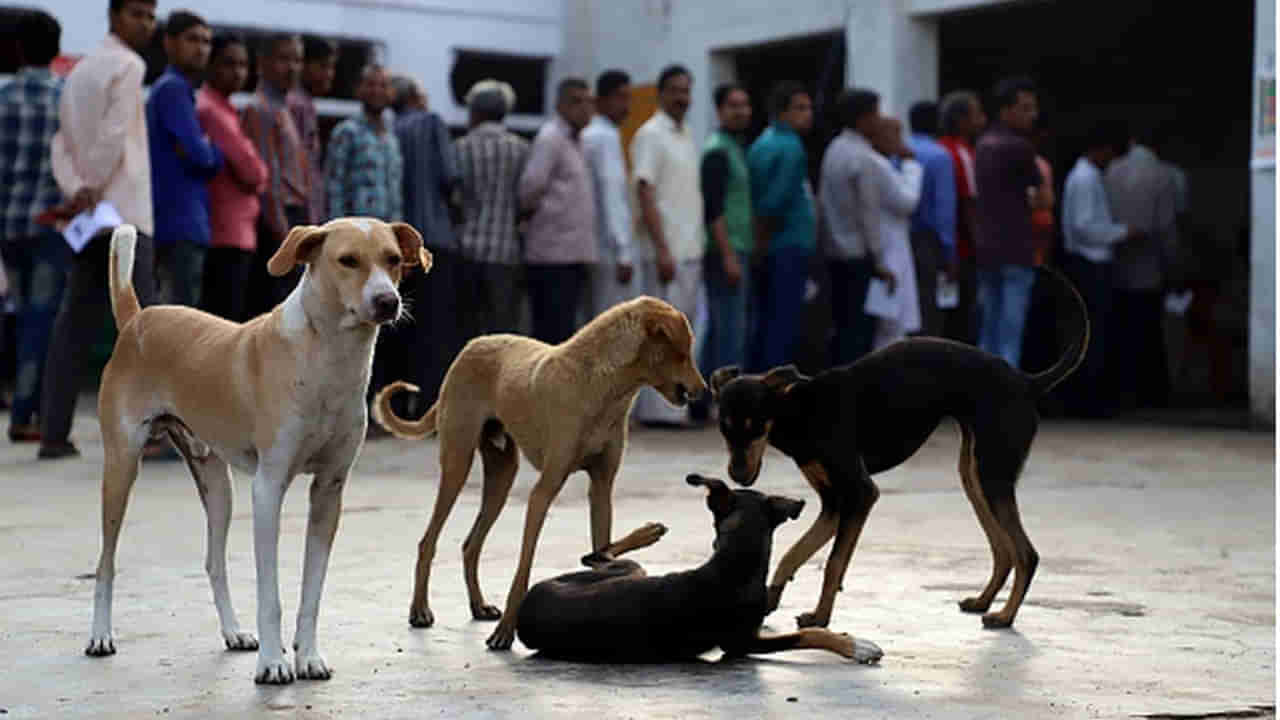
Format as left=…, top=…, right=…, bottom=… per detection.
left=372, top=293, right=400, bottom=322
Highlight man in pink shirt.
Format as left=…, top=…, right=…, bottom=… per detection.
left=40, top=0, right=157, bottom=460
left=198, top=33, right=268, bottom=322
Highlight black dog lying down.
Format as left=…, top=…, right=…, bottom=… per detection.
left=516, top=474, right=883, bottom=663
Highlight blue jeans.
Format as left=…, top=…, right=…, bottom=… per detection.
left=0, top=231, right=70, bottom=427
left=977, top=264, right=1037, bottom=369
left=701, top=249, right=751, bottom=377
left=749, top=246, right=812, bottom=372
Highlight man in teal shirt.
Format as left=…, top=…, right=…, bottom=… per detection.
left=700, top=84, right=754, bottom=386
left=747, top=81, right=815, bottom=371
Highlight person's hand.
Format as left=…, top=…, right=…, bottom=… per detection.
left=69, top=187, right=101, bottom=214
left=616, top=262, right=633, bottom=285
left=874, top=263, right=897, bottom=295
left=723, top=251, right=743, bottom=288
left=657, top=248, right=676, bottom=286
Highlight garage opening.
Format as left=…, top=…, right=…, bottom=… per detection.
left=939, top=0, right=1256, bottom=412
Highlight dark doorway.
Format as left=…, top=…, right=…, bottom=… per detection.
left=939, top=0, right=1256, bottom=410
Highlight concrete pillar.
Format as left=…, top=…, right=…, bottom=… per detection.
left=845, top=0, right=940, bottom=118
left=1249, top=0, right=1276, bottom=427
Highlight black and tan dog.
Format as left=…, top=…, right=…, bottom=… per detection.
left=516, top=474, right=882, bottom=663
left=709, top=266, right=1089, bottom=631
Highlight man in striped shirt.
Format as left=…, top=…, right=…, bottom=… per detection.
left=240, top=33, right=308, bottom=317
left=454, top=80, right=530, bottom=341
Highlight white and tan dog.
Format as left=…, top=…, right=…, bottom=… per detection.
left=88, top=218, right=430, bottom=684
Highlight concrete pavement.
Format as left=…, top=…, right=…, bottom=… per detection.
left=0, top=407, right=1273, bottom=718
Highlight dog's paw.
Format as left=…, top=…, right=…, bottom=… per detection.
left=85, top=634, right=116, bottom=657
left=981, top=612, right=1013, bottom=629
left=958, top=596, right=991, bottom=613
left=409, top=606, right=434, bottom=628
left=254, top=655, right=295, bottom=685
left=846, top=635, right=883, bottom=664
left=471, top=604, right=502, bottom=621
left=636, top=522, right=668, bottom=544
left=796, top=611, right=829, bottom=629
left=296, top=652, right=332, bottom=680
left=486, top=623, right=516, bottom=650
left=223, top=630, right=258, bottom=651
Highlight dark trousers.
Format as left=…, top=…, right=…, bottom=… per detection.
left=155, top=241, right=207, bottom=308
left=1062, top=253, right=1112, bottom=417
left=1, top=231, right=71, bottom=427
left=369, top=246, right=462, bottom=415
left=457, top=260, right=523, bottom=342
left=701, top=248, right=751, bottom=377
left=1110, top=288, right=1170, bottom=411
left=41, top=228, right=156, bottom=445
left=943, top=257, right=979, bottom=345
left=828, top=256, right=876, bottom=367
left=527, top=263, right=587, bottom=345
left=911, top=228, right=944, bottom=337
left=748, top=246, right=812, bottom=372
left=248, top=205, right=307, bottom=318
left=201, top=247, right=255, bottom=322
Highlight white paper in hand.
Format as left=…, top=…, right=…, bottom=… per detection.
left=63, top=202, right=123, bottom=254
left=937, top=272, right=959, bottom=309
left=864, top=277, right=899, bottom=319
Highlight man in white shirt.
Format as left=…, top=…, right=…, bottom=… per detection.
left=41, top=0, right=158, bottom=460
left=1060, top=121, right=1142, bottom=418
left=629, top=65, right=704, bottom=427
left=819, top=88, right=897, bottom=366
left=580, top=69, right=635, bottom=322
left=1105, top=129, right=1180, bottom=411
left=867, top=116, right=925, bottom=350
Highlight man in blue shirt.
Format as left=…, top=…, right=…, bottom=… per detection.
left=906, top=101, right=957, bottom=338
left=146, top=10, right=221, bottom=307
left=746, top=82, right=815, bottom=372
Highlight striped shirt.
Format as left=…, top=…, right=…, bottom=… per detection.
left=326, top=114, right=403, bottom=221
left=0, top=67, right=62, bottom=241
left=395, top=109, right=459, bottom=251
left=455, top=122, right=530, bottom=264
left=241, top=83, right=309, bottom=240
left=286, top=89, right=326, bottom=223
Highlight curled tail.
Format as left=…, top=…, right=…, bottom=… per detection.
left=1028, top=265, right=1091, bottom=396
left=108, top=224, right=140, bottom=329
left=371, top=381, right=438, bottom=439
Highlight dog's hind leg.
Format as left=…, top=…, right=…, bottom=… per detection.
left=974, top=423, right=1039, bottom=629
left=463, top=431, right=518, bottom=621
left=171, top=429, right=258, bottom=652
left=768, top=462, right=839, bottom=613
left=410, top=421, right=478, bottom=628
left=86, top=419, right=146, bottom=657
left=957, top=424, right=1015, bottom=614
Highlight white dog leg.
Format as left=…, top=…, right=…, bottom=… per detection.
left=293, top=470, right=346, bottom=680
left=251, top=464, right=294, bottom=684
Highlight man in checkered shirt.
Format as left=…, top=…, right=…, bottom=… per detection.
left=0, top=9, right=70, bottom=445
left=454, top=80, right=531, bottom=342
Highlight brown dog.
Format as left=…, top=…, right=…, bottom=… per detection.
left=373, top=296, right=706, bottom=649
left=91, top=219, right=429, bottom=684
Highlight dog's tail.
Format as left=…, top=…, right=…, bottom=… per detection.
left=1027, top=265, right=1091, bottom=396
left=371, top=381, right=438, bottom=439
left=108, top=224, right=140, bottom=329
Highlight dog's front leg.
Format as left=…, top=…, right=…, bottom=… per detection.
left=252, top=462, right=295, bottom=684
left=487, top=463, right=572, bottom=650
left=798, top=459, right=879, bottom=629
left=729, top=629, right=883, bottom=664
left=293, top=469, right=346, bottom=680
left=586, top=440, right=624, bottom=552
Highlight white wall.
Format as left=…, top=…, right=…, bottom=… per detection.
left=37, top=0, right=563, bottom=129
left=1248, top=0, right=1275, bottom=426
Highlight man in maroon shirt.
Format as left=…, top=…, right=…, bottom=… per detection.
left=974, top=76, right=1047, bottom=369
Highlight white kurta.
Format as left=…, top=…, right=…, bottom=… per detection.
left=869, top=155, right=924, bottom=350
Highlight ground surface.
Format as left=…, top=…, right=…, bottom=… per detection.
left=0, top=404, right=1274, bottom=719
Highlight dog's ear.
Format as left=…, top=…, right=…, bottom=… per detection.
left=645, top=309, right=691, bottom=354
left=686, top=473, right=733, bottom=514
left=762, top=364, right=807, bottom=393
left=390, top=221, right=433, bottom=272
left=709, top=366, right=742, bottom=398
left=767, top=496, right=805, bottom=525
left=267, top=225, right=327, bottom=276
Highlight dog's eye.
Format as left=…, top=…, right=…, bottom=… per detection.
left=386, top=254, right=402, bottom=267
left=338, top=255, right=359, bottom=269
